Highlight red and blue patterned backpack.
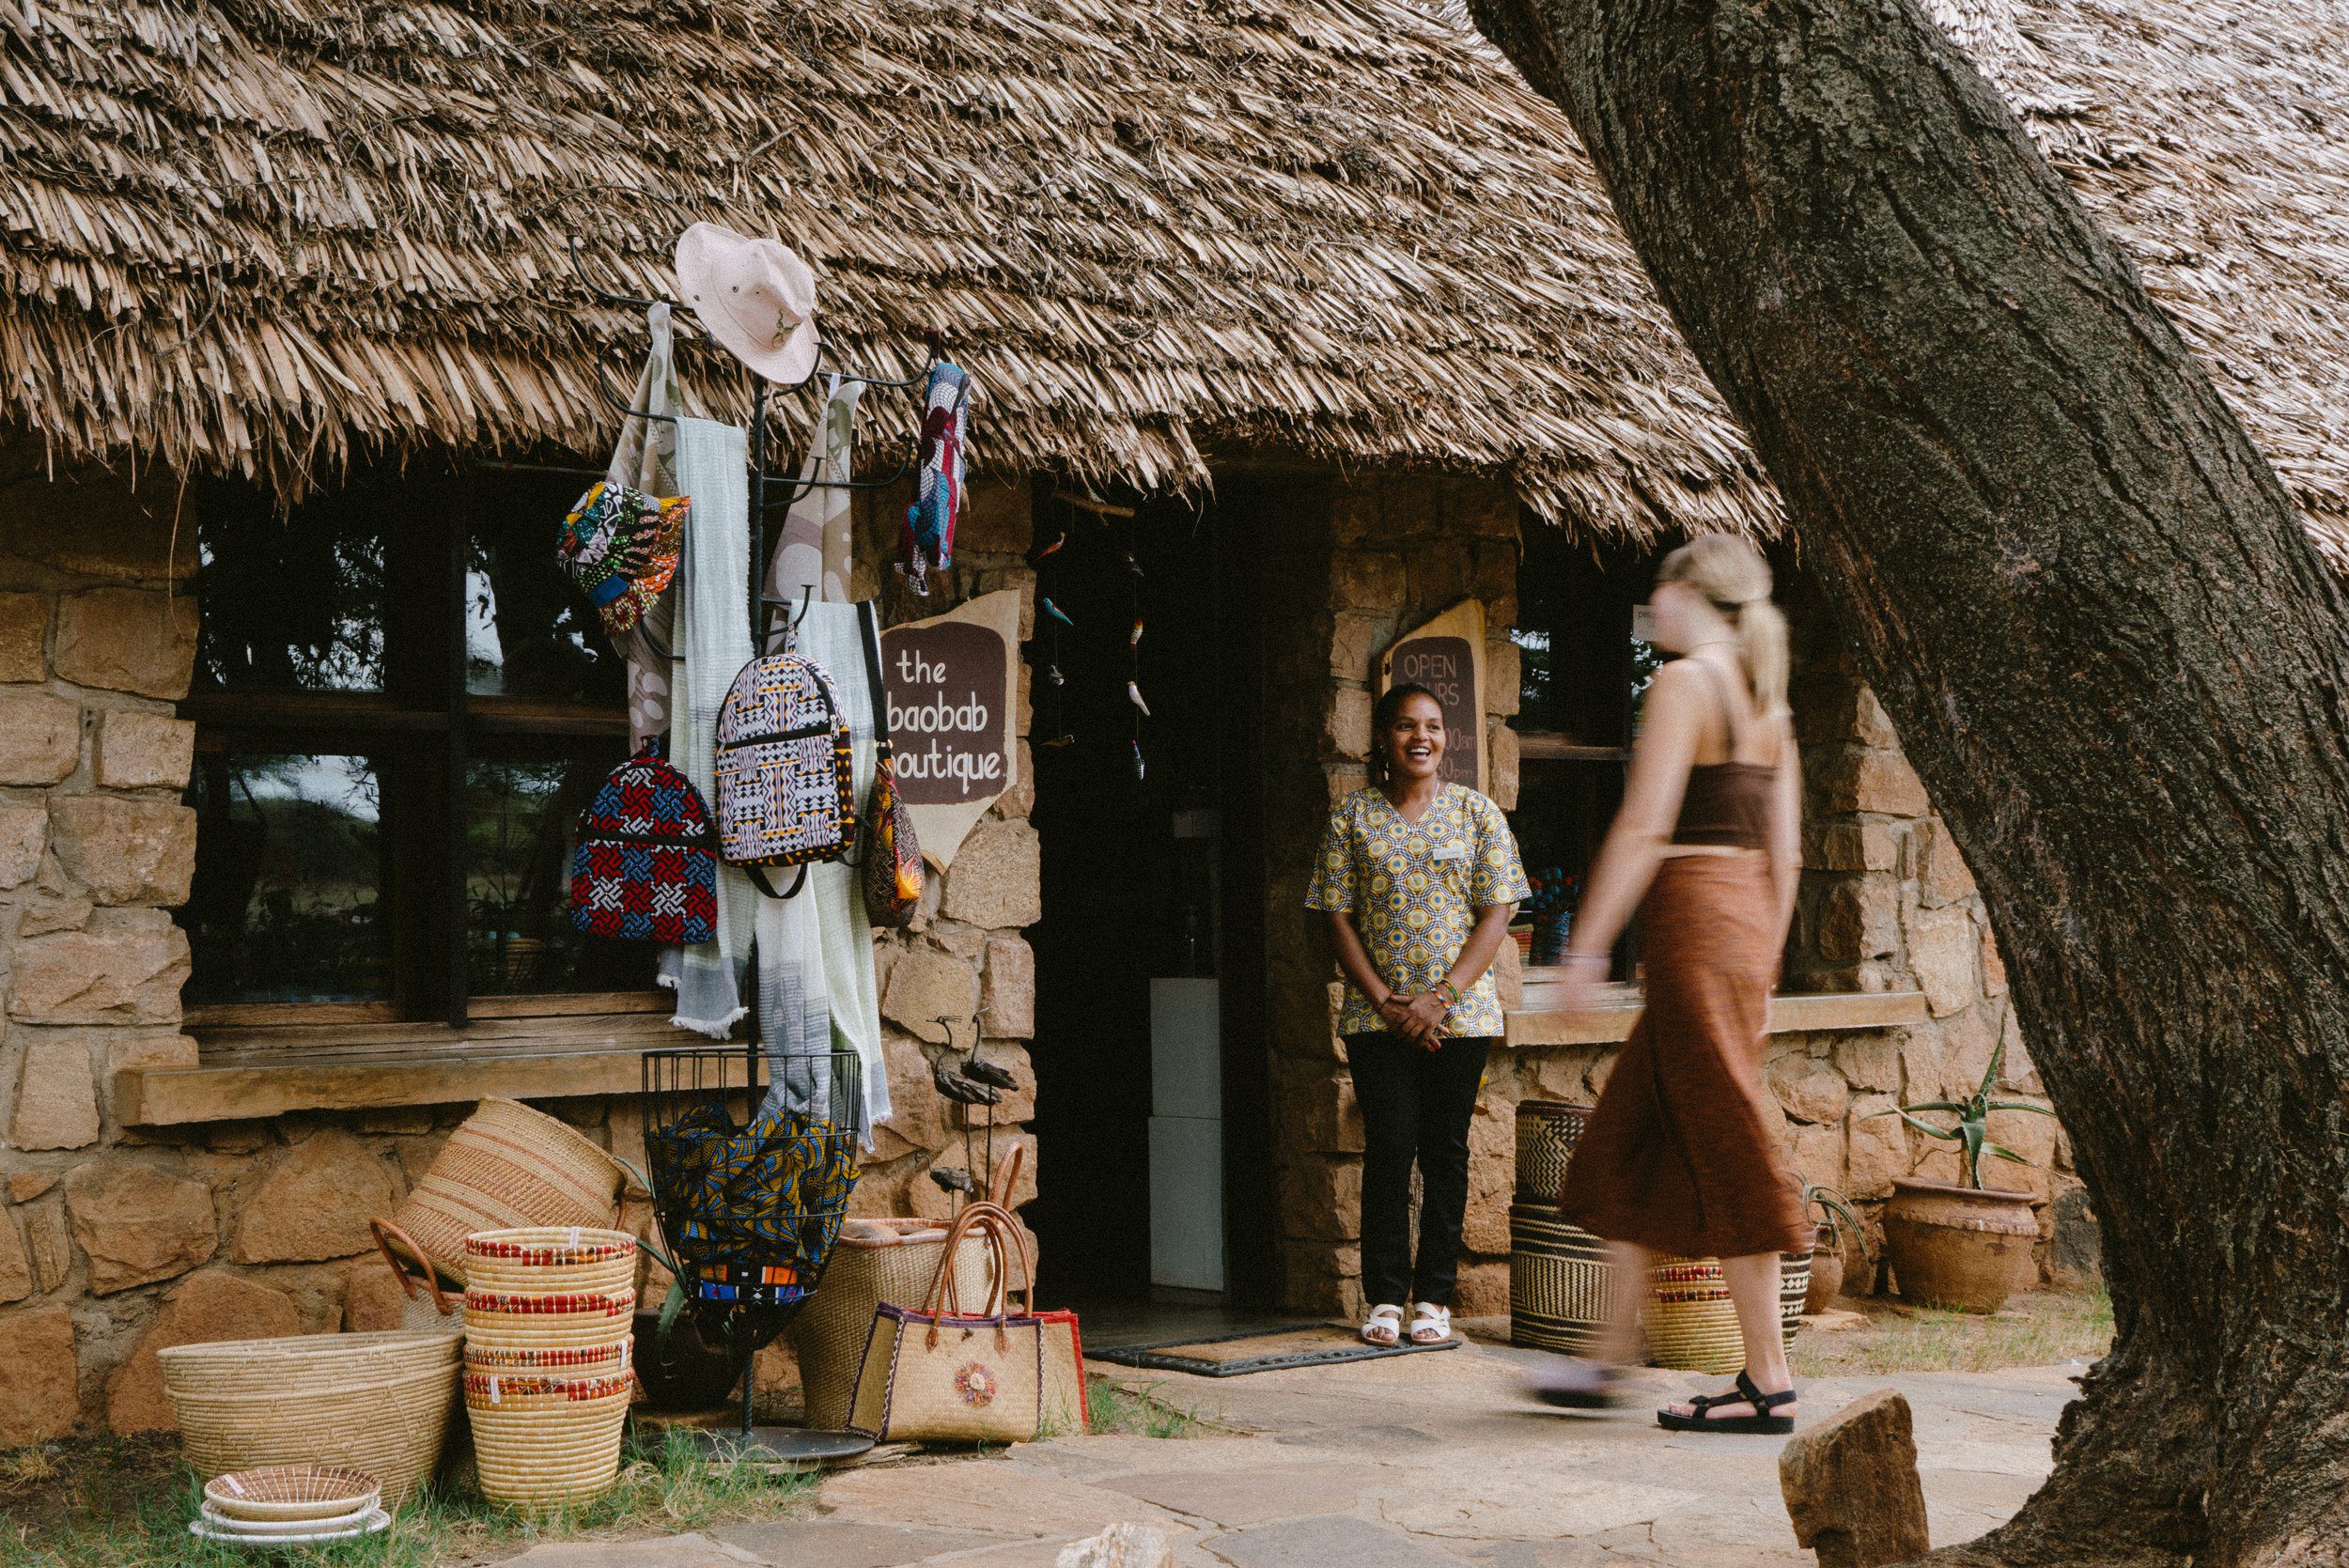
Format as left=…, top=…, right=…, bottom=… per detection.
left=569, top=747, right=718, bottom=943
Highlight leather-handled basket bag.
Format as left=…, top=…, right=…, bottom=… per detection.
left=844, top=1200, right=1076, bottom=1444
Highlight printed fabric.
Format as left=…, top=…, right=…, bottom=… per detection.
left=568, top=750, right=718, bottom=944
left=1305, top=784, right=1532, bottom=1035
left=712, top=650, right=857, bottom=868
left=557, top=479, right=688, bottom=639
left=646, top=1095, right=860, bottom=1318
left=901, top=361, right=970, bottom=596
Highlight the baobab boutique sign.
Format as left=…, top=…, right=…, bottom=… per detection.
left=879, top=588, right=1020, bottom=868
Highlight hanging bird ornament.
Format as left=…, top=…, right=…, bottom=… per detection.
left=1127, top=680, right=1151, bottom=719
left=1040, top=597, right=1076, bottom=630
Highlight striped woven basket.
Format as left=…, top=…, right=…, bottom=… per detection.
left=462, top=1287, right=637, bottom=1352
left=462, top=1341, right=633, bottom=1376
left=1507, top=1201, right=1617, bottom=1356
left=463, top=1228, right=638, bottom=1295
left=463, top=1373, right=632, bottom=1508
left=390, top=1100, right=625, bottom=1286
left=159, top=1332, right=460, bottom=1506
left=1513, top=1101, right=1593, bottom=1203
left=1642, top=1253, right=1814, bottom=1374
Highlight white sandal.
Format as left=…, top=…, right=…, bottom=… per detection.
left=1409, top=1303, right=1451, bottom=1344
left=1362, top=1304, right=1404, bottom=1346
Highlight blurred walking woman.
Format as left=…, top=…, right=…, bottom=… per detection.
left=1544, top=536, right=1811, bottom=1434
left=1307, top=685, right=1530, bottom=1349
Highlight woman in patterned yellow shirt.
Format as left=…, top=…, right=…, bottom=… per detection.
left=1306, top=683, right=1530, bottom=1347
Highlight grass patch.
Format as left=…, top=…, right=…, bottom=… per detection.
left=1791, top=1288, right=2112, bottom=1377
left=1081, top=1375, right=1206, bottom=1439
left=0, top=1422, right=816, bottom=1568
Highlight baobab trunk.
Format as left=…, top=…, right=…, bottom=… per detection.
left=1466, top=0, right=2349, bottom=1562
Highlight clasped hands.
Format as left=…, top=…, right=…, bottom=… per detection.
left=1377, top=990, right=1450, bottom=1050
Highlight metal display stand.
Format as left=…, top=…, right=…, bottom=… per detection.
left=642, top=1044, right=872, bottom=1467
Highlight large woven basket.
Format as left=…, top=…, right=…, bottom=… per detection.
left=793, top=1219, right=993, bottom=1430
left=391, top=1100, right=625, bottom=1285
left=1514, top=1100, right=1593, bottom=1203
left=463, top=1228, right=638, bottom=1295
left=463, top=1373, right=631, bottom=1508
left=1507, top=1201, right=1617, bottom=1356
left=1642, top=1253, right=1812, bottom=1373
left=160, top=1332, right=461, bottom=1506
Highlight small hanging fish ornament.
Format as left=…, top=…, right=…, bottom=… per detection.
left=1129, top=617, right=1144, bottom=649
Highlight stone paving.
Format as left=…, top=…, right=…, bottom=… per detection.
left=497, top=1332, right=2076, bottom=1567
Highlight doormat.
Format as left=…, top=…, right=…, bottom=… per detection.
left=1090, top=1323, right=1461, bottom=1377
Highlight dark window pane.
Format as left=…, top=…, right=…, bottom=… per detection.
left=466, top=754, right=656, bottom=995
left=467, top=472, right=630, bottom=703
left=181, top=753, right=392, bottom=1003
left=193, top=481, right=389, bottom=692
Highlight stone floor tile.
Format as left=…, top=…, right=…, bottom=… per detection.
left=494, top=1532, right=757, bottom=1567
left=1204, top=1514, right=1464, bottom=1568
left=710, top=1518, right=1005, bottom=1566
left=1095, top=1464, right=1365, bottom=1528
left=819, top=1459, right=1193, bottom=1542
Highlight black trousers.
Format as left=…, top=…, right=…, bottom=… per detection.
left=1344, top=1032, right=1494, bottom=1309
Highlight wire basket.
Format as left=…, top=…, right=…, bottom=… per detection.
left=641, top=1047, right=863, bottom=1344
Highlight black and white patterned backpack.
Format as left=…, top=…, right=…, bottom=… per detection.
left=712, top=646, right=856, bottom=898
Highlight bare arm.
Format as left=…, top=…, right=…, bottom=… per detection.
left=1769, top=717, right=1802, bottom=957
left=1560, top=661, right=1706, bottom=982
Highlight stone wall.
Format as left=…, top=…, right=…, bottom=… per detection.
left=0, top=458, right=1043, bottom=1442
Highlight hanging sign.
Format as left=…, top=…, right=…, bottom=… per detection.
left=880, top=588, right=1021, bottom=868
left=1376, top=598, right=1487, bottom=794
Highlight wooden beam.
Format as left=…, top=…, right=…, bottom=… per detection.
left=1502, top=987, right=1928, bottom=1048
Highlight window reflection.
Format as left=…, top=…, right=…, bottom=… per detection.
left=194, top=487, right=387, bottom=692
left=466, top=756, right=655, bottom=995
left=467, top=476, right=629, bottom=704
left=181, top=753, right=391, bottom=1003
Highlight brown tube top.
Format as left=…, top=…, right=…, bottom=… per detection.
left=1673, top=762, right=1774, bottom=849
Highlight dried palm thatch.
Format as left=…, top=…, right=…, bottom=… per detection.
left=0, top=0, right=1777, bottom=543
left=1927, top=0, right=2349, bottom=571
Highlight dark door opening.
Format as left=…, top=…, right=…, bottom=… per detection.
left=1027, top=484, right=1273, bottom=1314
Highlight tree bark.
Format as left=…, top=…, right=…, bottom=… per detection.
left=1465, top=2, right=2349, bottom=1562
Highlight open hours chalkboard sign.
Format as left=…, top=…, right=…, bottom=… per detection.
left=1376, top=598, right=1486, bottom=794
left=879, top=588, right=1021, bottom=869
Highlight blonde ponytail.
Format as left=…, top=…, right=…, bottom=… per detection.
left=1656, top=534, right=1788, bottom=717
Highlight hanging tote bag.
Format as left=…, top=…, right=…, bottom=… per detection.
left=568, top=746, right=719, bottom=943
left=711, top=643, right=857, bottom=899
left=844, top=1201, right=1047, bottom=1444
left=854, top=602, right=922, bottom=926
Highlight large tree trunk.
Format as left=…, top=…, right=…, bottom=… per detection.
left=1465, top=1, right=2349, bottom=1562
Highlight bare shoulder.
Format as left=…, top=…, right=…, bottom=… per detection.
left=1641, top=658, right=1714, bottom=720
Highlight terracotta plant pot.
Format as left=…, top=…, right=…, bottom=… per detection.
left=1801, top=1244, right=1845, bottom=1314
left=1881, top=1177, right=2038, bottom=1312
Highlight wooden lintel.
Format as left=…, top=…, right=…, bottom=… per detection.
left=1502, top=988, right=1928, bottom=1049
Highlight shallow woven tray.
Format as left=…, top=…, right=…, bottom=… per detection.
left=202, top=1465, right=380, bottom=1522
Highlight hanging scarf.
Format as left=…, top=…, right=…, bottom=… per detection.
left=657, top=416, right=758, bottom=1037
left=900, top=361, right=970, bottom=597
left=768, top=374, right=864, bottom=606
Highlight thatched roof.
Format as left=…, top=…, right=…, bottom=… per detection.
left=1928, top=0, right=2349, bottom=572
left=0, top=0, right=1776, bottom=542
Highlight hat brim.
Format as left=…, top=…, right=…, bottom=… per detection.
left=694, top=312, right=820, bottom=387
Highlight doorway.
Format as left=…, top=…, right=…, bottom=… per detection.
left=1026, top=482, right=1275, bottom=1319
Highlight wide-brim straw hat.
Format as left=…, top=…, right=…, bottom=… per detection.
left=674, top=222, right=819, bottom=385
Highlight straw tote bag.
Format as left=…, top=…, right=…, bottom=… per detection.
left=845, top=1201, right=1046, bottom=1444
left=388, top=1099, right=628, bottom=1285
left=793, top=1145, right=1023, bottom=1430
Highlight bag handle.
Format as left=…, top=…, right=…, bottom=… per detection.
left=924, top=1201, right=1019, bottom=1351
left=369, top=1219, right=456, bottom=1318
left=987, top=1143, right=1025, bottom=1210
left=859, top=600, right=894, bottom=758
left=920, top=1199, right=998, bottom=1318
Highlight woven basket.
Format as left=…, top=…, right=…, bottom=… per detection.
left=793, top=1219, right=992, bottom=1431
left=463, top=1375, right=632, bottom=1508
left=462, top=1287, right=637, bottom=1352
left=1513, top=1100, right=1593, bottom=1203
left=160, top=1332, right=460, bottom=1506
left=463, top=1228, right=638, bottom=1295
left=1642, top=1253, right=1813, bottom=1374
left=462, top=1341, right=632, bottom=1376
left=392, top=1099, right=625, bottom=1285
left=203, top=1466, right=380, bottom=1523
left=1507, top=1201, right=1617, bottom=1356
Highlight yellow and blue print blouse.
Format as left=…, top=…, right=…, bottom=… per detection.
left=1305, top=784, right=1532, bottom=1037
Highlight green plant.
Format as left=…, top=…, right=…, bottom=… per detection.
left=1803, top=1182, right=1873, bottom=1261
left=1870, top=1040, right=2057, bottom=1189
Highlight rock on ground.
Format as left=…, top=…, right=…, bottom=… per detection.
left=1780, top=1386, right=1932, bottom=1568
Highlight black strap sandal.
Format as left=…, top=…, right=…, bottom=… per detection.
left=1655, top=1370, right=1797, bottom=1435
left=1531, top=1359, right=1623, bottom=1410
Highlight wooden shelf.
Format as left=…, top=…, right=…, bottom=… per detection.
left=1515, top=731, right=1630, bottom=763
left=1503, top=987, right=1927, bottom=1048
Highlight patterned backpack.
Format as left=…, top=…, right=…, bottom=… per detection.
left=569, top=747, right=718, bottom=943
left=712, top=645, right=856, bottom=898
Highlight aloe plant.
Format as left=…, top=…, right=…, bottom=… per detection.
left=1870, top=1040, right=2057, bottom=1189
left=1803, top=1182, right=1873, bottom=1261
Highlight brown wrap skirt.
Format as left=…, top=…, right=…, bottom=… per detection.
left=1559, top=854, right=1812, bottom=1260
